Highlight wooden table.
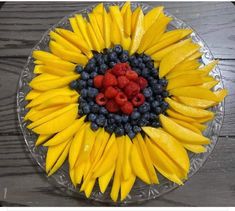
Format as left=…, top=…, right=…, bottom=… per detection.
left=0, top=1, right=235, bottom=207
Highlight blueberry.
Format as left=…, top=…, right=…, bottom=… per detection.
left=152, top=101, right=160, bottom=108
left=95, top=54, right=104, bottom=65
left=161, top=101, right=169, bottom=111
left=150, top=113, right=157, bottom=120
left=103, top=54, right=108, bottom=63
left=81, top=72, right=90, bottom=80
left=152, top=121, right=161, bottom=127
left=85, top=63, right=96, bottom=73
left=83, top=104, right=90, bottom=114
left=155, top=95, right=163, bottom=101
left=77, top=80, right=87, bottom=90
left=90, top=72, right=98, bottom=78
left=148, top=96, right=155, bottom=102
left=151, top=68, right=158, bottom=76
left=128, top=131, right=136, bottom=139
left=69, top=80, right=78, bottom=90
left=87, top=79, right=93, bottom=87
left=75, top=65, right=83, bottom=74
left=146, top=61, right=154, bottom=69
left=119, top=53, right=129, bottom=62
left=99, top=64, right=108, bottom=74
left=143, top=55, right=151, bottom=63
left=109, top=61, right=116, bottom=68
left=138, top=57, right=143, bottom=64
left=133, top=125, right=141, bottom=133
left=124, top=123, right=132, bottom=133
left=89, top=57, right=96, bottom=64
left=91, top=122, right=99, bottom=131
left=133, top=68, right=141, bottom=75
left=78, top=108, right=84, bottom=115
left=108, top=52, right=118, bottom=61
left=143, top=88, right=153, bottom=98
left=139, top=62, right=145, bottom=69
left=154, top=106, right=162, bottom=114
left=78, top=96, right=86, bottom=104
left=162, top=90, right=169, bottom=98
left=129, top=55, right=136, bottom=62
left=87, top=87, right=98, bottom=98
left=138, top=102, right=150, bottom=113
left=123, top=50, right=129, bottom=56
left=115, top=127, right=125, bottom=137
left=159, top=78, right=168, bottom=87
left=96, top=114, right=106, bottom=126
left=114, top=45, right=123, bottom=54
left=100, top=107, right=108, bottom=115
left=138, top=119, right=148, bottom=127
left=105, top=125, right=115, bottom=133
left=154, top=84, right=163, bottom=94
left=114, top=114, right=122, bottom=123
left=131, top=111, right=141, bottom=120
left=143, top=113, right=150, bottom=120
left=108, top=118, right=116, bottom=124
left=89, top=101, right=95, bottom=107
left=80, top=89, right=88, bottom=97
left=91, top=104, right=100, bottom=113
left=141, top=68, right=149, bottom=77
left=131, top=58, right=138, bottom=67
left=121, top=115, right=129, bottom=123
left=88, top=113, right=97, bottom=122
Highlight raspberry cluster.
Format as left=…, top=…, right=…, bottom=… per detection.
left=94, top=63, right=147, bottom=115
left=69, top=45, right=169, bottom=138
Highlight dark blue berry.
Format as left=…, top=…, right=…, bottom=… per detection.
left=143, top=88, right=153, bottom=98
left=90, top=72, right=98, bottom=78
left=78, top=97, right=86, bottom=104
left=108, top=52, right=118, bottom=61
left=141, top=68, right=149, bottom=77
left=154, top=106, right=162, bottom=114
left=128, top=131, right=136, bottom=139
left=115, top=127, right=125, bottom=137
left=124, top=123, right=132, bottom=133
left=150, top=113, right=157, bottom=120
left=99, top=64, right=108, bottom=74
left=154, top=84, right=163, bottom=94
left=133, top=68, right=141, bottom=75
left=105, top=125, right=114, bottom=133
left=119, top=53, right=129, bottom=62
left=131, top=58, right=138, bottom=67
left=155, top=95, right=163, bottom=101
left=100, top=107, right=108, bottom=115
left=143, top=113, right=150, bottom=120
left=77, top=80, right=87, bottom=90
left=114, top=45, right=123, bottom=54
left=108, top=118, right=116, bottom=124
left=87, top=79, right=93, bottom=87
left=109, top=61, right=116, bottom=68
left=96, top=114, right=106, bottom=126
left=162, top=90, right=169, bottom=98
left=152, top=101, right=160, bottom=108
left=91, top=104, right=100, bottom=113
left=82, top=105, right=90, bottom=114
left=138, top=119, right=148, bottom=127
left=121, top=115, right=129, bottom=123
left=87, top=87, right=98, bottom=98
left=103, top=54, right=108, bottom=63
left=159, top=78, right=168, bottom=87
left=69, top=80, right=78, bottom=90
left=152, top=121, right=161, bottom=127
left=143, top=55, right=151, bottom=63
left=133, top=125, right=141, bottom=133
left=161, top=101, right=169, bottom=111
left=146, top=61, right=154, bottom=69
left=114, top=114, right=122, bottom=123
left=88, top=113, right=97, bottom=122
left=139, top=62, right=145, bottom=69
left=81, top=72, right=90, bottom=80
left=138, top=102, right=150, bottom=113
left=131, top=111, right=141, bottom=120
left=91, top=122, right=99, bottom=131
left=80, top=89, right=88, bottom=97
left=75, top=65, right=83, bottom=74
left=95, top=54, right=104, bottom=65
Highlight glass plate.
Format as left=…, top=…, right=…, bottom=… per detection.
left=17, top=2, right=225, bottom=205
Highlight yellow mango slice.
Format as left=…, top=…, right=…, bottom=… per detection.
left=166, top=97, right=214, bottom=118
left=214, top=89, right=228, bottom=102
left=111, top=18, right=122, bottom=45
left=159, top=42, right=200, bottom=78
left=142, top=127, right=189, bottom=173
left=83, top=178, right=96, bottom=198
left=46, top=139, right=70, bottom=173
left=32, top=105, right=78, bottom=134
left=69, top=167, right=76, bottom=186
left=144, top=6, right=164, bottom=31
left=129, top=8, right=144, bottom=55
left=121, top=173, right=136, bottom=201
left=175, top=96, right=216, bottom=109
left=48, top=141, right=71, bottom=176
left=49, top=41, right=88, bottom=65
left=195, top=115, right=214, bottom=123
left=103, top=7, right=111, bottom=48
left=74, top=161, right=85, bottom=185
left=90, top=129, right=104, bottom=162
left=170, top=59, right=201, bottom=74
left=166, top=109, right=196, bottom=123
left=145, top=137, right=183, bottom=184
left=93, top=3, right=104, bottom=36
left=44, top=116, right=85, bottom=147
left=29, top=73, right=61, bottom=85
left=69, top=17, right=82, bottom=37
left=41, top=59, right=76, bottom=72
left=136, top=134, right=159, bottom=184
left=99, top=165, right=115, bottom=193
left=32, top=50, right=61, bottom=62
left=87, top=22, right=101, bottom=52
left=199, top=60, right=219, bottom=76
left=170, top=86, right=220, bottom=102
left=35, top=134, right=52, bottom=146
left=131, top=7, right=141, bottom=35
left=29, top=75, right=79, bottom=91
left=167, top=73, right=204, bottom=90
left=33, top=65, right=44, bottom=74
left=110, top=5, right=124, bottom=35
left=192, top=122, right=207, bottom=131
left=200, top=80, right=219, bottom=90
left=138, top=15, right=172, bottom=53
left=121, top=1, right=129, bottom=15
left=121, top=36, right=131, bottom=51
left=159, top=114, right=210, bottom=145
left=187, top=51, right=202, bottom=60
left=130, top=140, right=151, bottom=184
left=123, top=1, right=132, bottom=36
left=25, top=90, right=42, bottom=101
left=34, top=60, right=43, bottom=65
left=151, top=38, right=191, bottom=61
left=183, top=144, right=206, bottom=154
left=122, top=135, right=132, bottom=181
left=50, top=30, right=80, bottom=53
left=37, top=65, right=76, bottom=77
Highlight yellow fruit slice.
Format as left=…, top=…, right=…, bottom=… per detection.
left=136, top=134, right=159, bottom=184
left=130, top=139, right=151, bottom=184
left=167, top=73, right=204, bottom=90
left=110, top=5, right=124, bottom=36
left=49, top=41, right=88, bottom=65
left=83, top=178, right=96, bottom=198
left=111, top=18, right=122, bottom=45
left=169, top=59, right=201, bottom=74
left=69, top=17, right=81, bottom=36
left=46, top=139, right=70, bottom=173
left=200, top=80, right=219, bottom=89
left=142, top=127, right=189, bottom=173
left=151, top=38, right=191, bottom=61
left=175, top=96, right=216, bottom=109
left=33, top=65, right=44, bottom=74
left=34, top=60, right=43, bottom=65
left=48, top=141, right=71, bottom=176
left=121, top=173, right=136, bottom=201
left=121, top=1, right=128, bottom=15
left=74, top=161, right=85, bottom=185
left=145, top=136, right=183, bottom=184
left=93, top=3, right=104, bottom=37
left=25, top=90, right=42, bottom=101
left=44, top=116, right=85, bottom=147
left=122, top=135, right=132, bottom=181
left=214, top=89, right=228, bottom=102
left=129, top=8, right=144, bottom=55
left=183, top=144, right=206, bottom=154
left=159, top=42, right=200, bottom=78
left=159, top=114, right=210, bottom=145
left=199, top=60, right=219, bottom=76
left=192, top=122, right=207, bottom=131
left=50, top=30, right=81, bottom=53
left=131, top=7, right=141, bottom=35
left=165, top=97, right=214, bottom=118
left=144, top=6, right=164, bottom=31
left=32, top=50, right=61, bottom=62
left=145, top=29, right=192, bottom=55
left=29, top=75, right=79, bottom=91
left=35, top=134, right=52, bottom=146
left=187, top=51, right=202, bottom=60
left=170, top=86, right=220, bottom=102
left=166, top=109, right=196, bottom=123
left=87, top=22, right=101, bottom=52
left=32, top=105, right=78, bottom=134
left=103, top=7, right=111, bottom=48
left=37, top=65, right=76, bottom=77
left=30, top=73, right=60, bottom=85
left=123, top=1, right=132, bottom=36
left=40, top=59, right=76, bottom=72
left=99, top=165, right=115, bottom=194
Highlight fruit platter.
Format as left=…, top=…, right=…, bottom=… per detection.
left=17, top=2, right=227, bottom=204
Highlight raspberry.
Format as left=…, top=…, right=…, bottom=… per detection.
left=138, top=76, right=148, bottom=90
left=117, top=76, right=129, bottom=88
left=121, top=101, right=133, bottom=115
left=112, top=63, right=131, bottom=76
left=105, top=99, right=119, bottom=113
left=95, top=93, right=108, bottom=106
left=93, top=75, right=104, bottom=89
left=103, top=73, right=117, bottom=88
left=104, top=86, right=118, bottom=99
left=124, top=81, right=140, bottom=98
left=131, top=93, right=145, bottom=107
left=126, top=70, right=138, bottom=81
left=115, top=92, right=127, bottom=106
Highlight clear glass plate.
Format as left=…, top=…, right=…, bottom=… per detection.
left=17, top=2, right=225, bottom=205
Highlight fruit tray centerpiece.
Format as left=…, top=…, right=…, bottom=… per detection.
left=17, top=2, right=227, bottom=204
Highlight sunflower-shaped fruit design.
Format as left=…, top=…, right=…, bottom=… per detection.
left=24, top=2, right=227, bottom=202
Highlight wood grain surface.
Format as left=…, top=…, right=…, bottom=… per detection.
left=0, top=1, right=235, bottom=207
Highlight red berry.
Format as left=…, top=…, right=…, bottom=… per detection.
left=112, top=63, right=126, bottom=76
left=95, top=93, right=108, bottom=106
left=131, top=93, right=145, bottom=107
left=117, top=75, right=130, bottom=88
left=93, top=75, right=104, bottom=89
left=138, top=76, right=148, bottom=90
left=103, top=73, right=117, bottom=88
left=115, top=92, right=127, bottom=106
left=126, top=70, right=138, bottom=81
left=105, top=99, right=119, bottom=113
left=104, top=86, right=118, bottom=99
left=121, top=101, right=133, bottom=115
left=124, top=81, right=140, bottom=98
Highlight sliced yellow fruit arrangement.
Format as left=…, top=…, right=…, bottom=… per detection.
left=24, top=2, right=227, bottom=202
